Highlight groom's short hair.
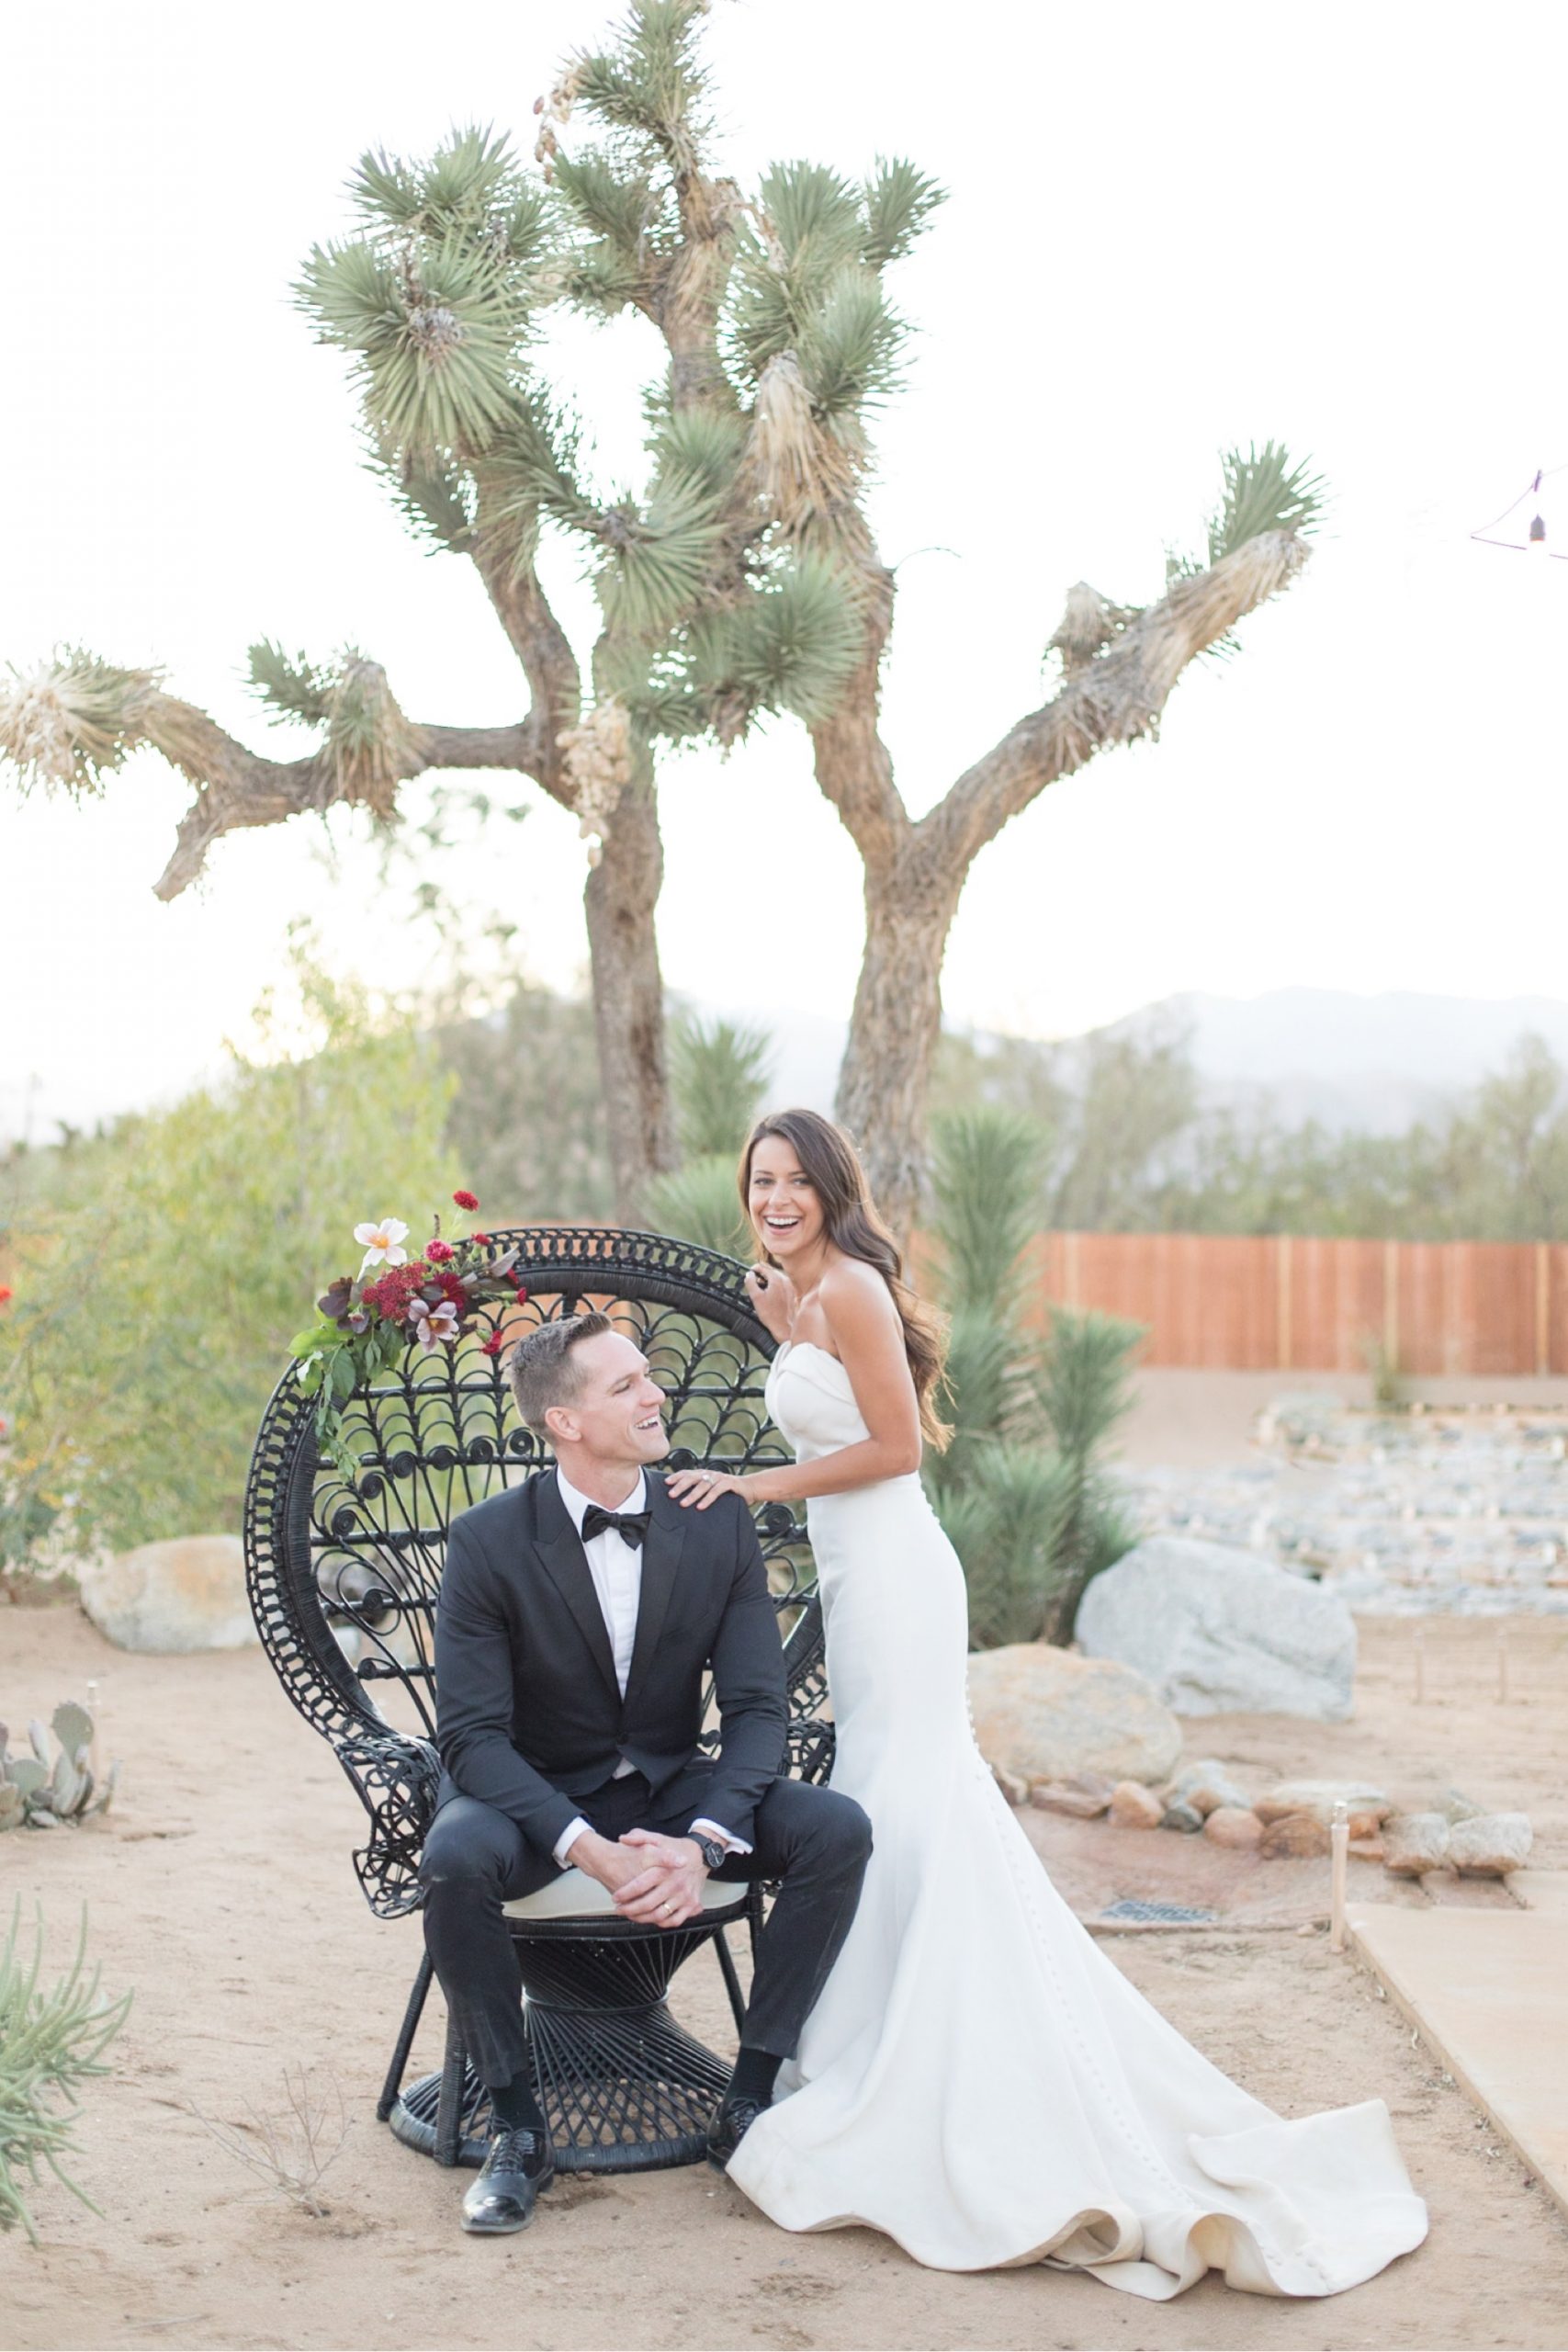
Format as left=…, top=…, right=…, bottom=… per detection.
left=509, top=1311, right=615, bottom=1434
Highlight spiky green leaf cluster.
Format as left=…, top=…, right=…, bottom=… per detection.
left=692, top=556, right=863, bottom=724
left=297, top=127, right=553, bottom=465
left=1208, top=441, right=1326, bottom=561
left=571, top=0, right=713, bottom=175
left=372, top=452, right=477, bottom=556
left=669, top=1013, right=773, bottom=1158
left=246, top=641, right=333, bottom=726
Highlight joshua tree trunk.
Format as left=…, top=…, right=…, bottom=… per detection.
left=824, top=531, right=1312, bottom=1240
left=835, top=847, right=964, bottom=1240
left=583, top=748, right=677, bottom=1215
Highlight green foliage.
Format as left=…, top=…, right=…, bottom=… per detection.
left=860, top=157, right=946, bottom=270
left=434, top=979, right=613, bottom=1222
left=246, top=640, right=333, bottom=726
left=928, top=1109, right=1043, bottom=1316
left=0, top=1907, right=130, bottom=2240
left=1208, top=440, right=1327, bottom=562
left=644, top=1154, right=748, bottom=1253
left=573, top=0, right=714, bottom=172
left=669, top=1014, right=774, bottom=1159
left=694, top=556, right=864, bottom=724
left=0, top=956, right=458, bottom=1558
left=924, top=1107, right=1141, bottom=1647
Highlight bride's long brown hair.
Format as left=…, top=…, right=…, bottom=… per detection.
left=739, top=1107, right=952, bottom=1450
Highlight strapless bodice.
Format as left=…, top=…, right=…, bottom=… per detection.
left=764, top=1340, right=870, bottom=1461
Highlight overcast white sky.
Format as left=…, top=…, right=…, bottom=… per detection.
left=4, top=0, right=1566, bottom=1141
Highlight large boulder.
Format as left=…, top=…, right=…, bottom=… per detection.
left=1075, top=1537, right=1357, bottom=1721
left=79, top=1536, right=255, bottom=1654
left=967, top=1645, right=1181, bottom=1788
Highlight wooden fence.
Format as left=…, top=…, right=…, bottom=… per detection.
left=1019, top=1234, right=1568, bottom=1376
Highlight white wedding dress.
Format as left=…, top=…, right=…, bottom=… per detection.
left=726, top=1341, right=1427, bottom=2297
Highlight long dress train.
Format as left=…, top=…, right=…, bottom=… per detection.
left=725, top=1341, right=1427, bottom=2299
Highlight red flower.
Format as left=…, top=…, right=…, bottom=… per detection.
left=362, top=1261, right=428, bottom=1321
left=453, top=1190, right=479, bottom=1212
left=434, top=1271, right=468, bottom=1309
left=0, top=1285, right=12, bottom=1306
left=471, top=1232, right=491, bottom=1246
left=514, top=1283, right=529, bottom=1304
left=425, top=1238, right=456, bottom=1264
left=479, top=1333, right=505, bottom=1358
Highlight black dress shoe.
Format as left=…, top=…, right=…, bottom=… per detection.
left=706, top=2093, right=767, bottom=2175
left=461, top=2126, right=556, bottom=2235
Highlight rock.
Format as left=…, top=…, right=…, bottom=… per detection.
left=1437, top=1788, right=1484, bottom=1825
left=1160, top=1801, right=1205, bottom=1834
left=79, top=1536, right=255, bottom=1654
left=1029, top=1774, right=1113, bottom=1819
left=1448, top=1813, right=1533, bottom=1875
left=992, top=1763, right=1029, bottom=1808
left=1259, top=1812, right=1332, bottom=1860
left=1348, top=1835, right=1385, bottom=1862
left=1203, top=1805, right=1263, bottom=1850
left=967, top=1645, right=1182, bottom=1789
left=1168, top=1758, right=1252, bottom=1816
left=1075, top=1537, right=1357, bottom=1721
left=1382, top=1813, right=1451, bottom=1876
left=1254, top=1781, right=1393, bottom=1838
left=1109, top=1780, right=1164, bottom=1830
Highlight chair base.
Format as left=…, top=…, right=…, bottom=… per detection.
left=388, top=1999, right=730, bottom=2175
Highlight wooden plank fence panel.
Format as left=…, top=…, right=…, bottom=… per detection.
left=1022, top=1232, right=1568, bottom=1376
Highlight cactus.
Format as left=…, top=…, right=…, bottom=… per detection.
left=0, top=1705, right=118, bottom=1830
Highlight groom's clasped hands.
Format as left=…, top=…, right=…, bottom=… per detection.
left=568, top=1824, right=712, bottom=1928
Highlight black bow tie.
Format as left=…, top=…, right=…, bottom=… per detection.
left=581, top=1504, right=651, bottom=1548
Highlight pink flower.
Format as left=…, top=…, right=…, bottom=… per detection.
left=408, top=1297, right=461, bottom=1353
left=425, top=1238, right=457, bottom=1264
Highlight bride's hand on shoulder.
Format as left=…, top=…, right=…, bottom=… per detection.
left=744, top=1261, right=795, bottom=1341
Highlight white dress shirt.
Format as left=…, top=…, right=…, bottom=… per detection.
left=549, top=1466, right=750, bottom=1870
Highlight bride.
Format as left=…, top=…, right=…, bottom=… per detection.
left=666, top=1106, right=1427, bottom=2299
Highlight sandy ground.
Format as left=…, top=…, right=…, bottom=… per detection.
left=3, top=1604, right=1567, bottom=2352
left=1118, top=1370, right=1568, bottom=1469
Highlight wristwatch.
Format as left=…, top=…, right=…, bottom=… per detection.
left=688, top=1830, right=727, bottom=1873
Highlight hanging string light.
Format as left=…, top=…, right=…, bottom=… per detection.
left=1472, top=465, right=1568, bottom=559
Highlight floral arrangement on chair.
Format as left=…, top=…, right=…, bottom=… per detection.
left=291, top=1193, right=525, bottom=1473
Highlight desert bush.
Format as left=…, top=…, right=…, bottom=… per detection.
left=0, top=1905, right=130, bottom=2239
left=0, top=956, right=457, bottom=1559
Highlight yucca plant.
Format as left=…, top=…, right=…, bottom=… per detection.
left=924, top=1106, right=1142, bottom=1646
left=0, top=1907, right=130, bottom=2240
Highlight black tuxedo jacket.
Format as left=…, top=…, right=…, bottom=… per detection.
left=433, top=1467, right=789, bottom=1858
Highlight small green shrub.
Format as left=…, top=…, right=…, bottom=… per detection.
left=0, top=1906, right=130, bottom=2239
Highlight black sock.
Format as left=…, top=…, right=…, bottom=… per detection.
left=728, top=2046, right=782, bottom=2106
left=489, top=2069, right=545, bottom=2133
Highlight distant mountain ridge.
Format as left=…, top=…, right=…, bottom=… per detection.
left=698, top=988, right=1568, bottom=1136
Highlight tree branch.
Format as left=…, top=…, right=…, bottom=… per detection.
left=144, top=695, right=547, bottom=899
left=803, top=517, right=910, bottom=868
left=468, top=499, right=582, bottom=806
left=920, top=531, right=1311, bottom=871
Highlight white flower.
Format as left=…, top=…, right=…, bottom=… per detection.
left=355, top=1216, right=410, bottom=1276
left=409, top=1297, right=460, bottom=1353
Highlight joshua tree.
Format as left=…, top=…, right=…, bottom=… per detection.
left=0, top=6, right=869, bottom=1216
left=0, top=1, right=1321, bottom=1230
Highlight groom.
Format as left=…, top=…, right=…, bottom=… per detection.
left=421, top=1310, right=873, bottom=2236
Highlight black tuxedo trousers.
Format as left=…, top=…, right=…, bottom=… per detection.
left=420, top=1468, right=872, bottom=2088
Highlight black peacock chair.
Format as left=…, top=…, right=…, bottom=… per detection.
left=242, top=1226, right=832, bottom=2175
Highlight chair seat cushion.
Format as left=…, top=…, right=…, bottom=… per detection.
left=503, top=1867, right=750, bottom=1923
